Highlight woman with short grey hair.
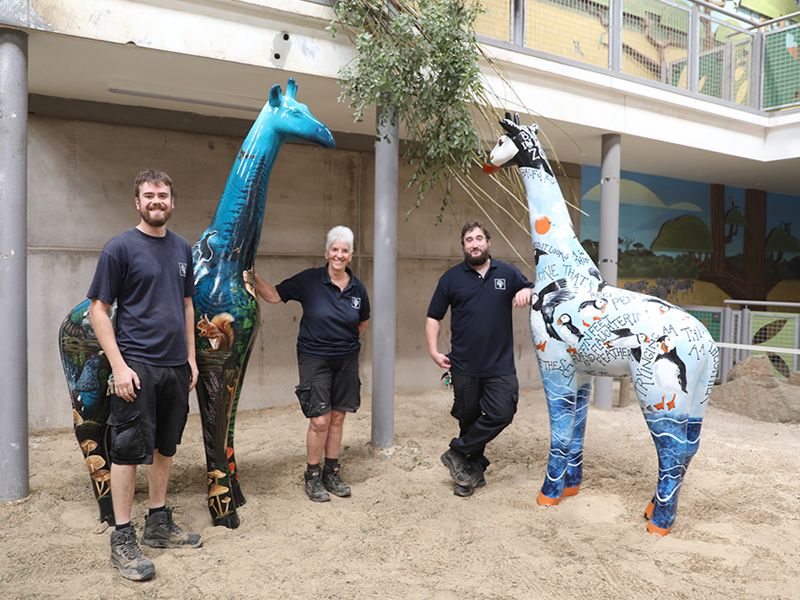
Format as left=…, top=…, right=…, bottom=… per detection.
left=249, top=225, right=370, bottom=502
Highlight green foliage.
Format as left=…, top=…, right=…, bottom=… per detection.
left=331, top=0, right=485, bottom=203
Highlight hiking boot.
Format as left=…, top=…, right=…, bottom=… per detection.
left=141, top=508, right=202, bottom=549
left=110, top=526, right=156, bottom=581
left=304, top=470, right=331, bottom=502
left=440, top=449, right=477, bottom=487
left=322, top=464, right=352, bottom=498
left=453, top=474, right=487, bottom=497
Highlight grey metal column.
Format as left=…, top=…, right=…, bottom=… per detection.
left=371, top=107, right=398, bottom=449
left=608, top=0, right=622, bottom=71
left=0, top=28, right=29, bottom=501
left=688, top=6, right=700, bottom=94
left=594, top=133, right=621, bottom=410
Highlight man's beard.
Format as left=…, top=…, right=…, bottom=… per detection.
left=139, top=204, right=172, bottom=227
left=464, top=248, right=489, bottom=266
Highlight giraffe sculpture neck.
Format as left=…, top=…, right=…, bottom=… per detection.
left=201, top=123, right=282, bottom=273
left=520, top=167, right=602, bottom=293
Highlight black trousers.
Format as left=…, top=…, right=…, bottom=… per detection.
left=449, top=372, right=519, bottom=464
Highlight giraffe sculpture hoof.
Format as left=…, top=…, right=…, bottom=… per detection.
left=644, top=500, right=655, bottom=520
left=537, top=491, right=561, bottom=506
left=647, top=521, right=671, bottom=536
left=562, top=486, right=580, bottom=497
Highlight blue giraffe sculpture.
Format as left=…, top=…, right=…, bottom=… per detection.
left=192, top=78, right=334, bottom=528
left=59, top=78, right=335, bottom=529
left=484, top=114, right=718, bottom=535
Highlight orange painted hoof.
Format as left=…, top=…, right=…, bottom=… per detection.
left=647, top=521, right=672, bottom=536
left=537, top=491, right=561, bottom=506
left=563, top=486, right=580, bottom=497
left=644, top=501, right=654, bottom=520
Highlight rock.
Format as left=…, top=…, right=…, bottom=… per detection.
left=727, top=356, right=775, bottom=381
left=787, top=372, right=800, bottom=387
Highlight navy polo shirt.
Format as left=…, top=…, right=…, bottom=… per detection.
left=276, top=266, right=370, bottom=358
left=427, top=259, right=531, bottom=377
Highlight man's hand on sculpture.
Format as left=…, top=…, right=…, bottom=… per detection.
left=513, top=287, right=533, bottom=308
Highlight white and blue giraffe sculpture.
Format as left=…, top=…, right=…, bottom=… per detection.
left=485, top=114, right=718, bottom=535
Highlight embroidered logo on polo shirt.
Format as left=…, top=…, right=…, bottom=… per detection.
left=178, top=261, right=187, bottom=277
left=494, top=278, right=506, bottom=290
left=351, top=297, right=361, bottom=309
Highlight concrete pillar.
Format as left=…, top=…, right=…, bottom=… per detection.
left=594, top=133, right=621, bottom=410
left=0, top=28, right=29, bottom=501
left=370, top=107, right=398, bottom=449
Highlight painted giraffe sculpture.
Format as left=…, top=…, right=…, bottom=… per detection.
left=485, top=114, right=718, bottom=535
left=59, top=78, right=335, bottom=529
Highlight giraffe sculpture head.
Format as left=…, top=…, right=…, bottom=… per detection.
left=265, top=78, right=335, bottom=148
left=196, top=77, right=335, bottom=279
left=483, top=112, right=553, bottom=177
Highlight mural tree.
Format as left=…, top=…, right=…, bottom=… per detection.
left=651, top=215, right=713, bottom=264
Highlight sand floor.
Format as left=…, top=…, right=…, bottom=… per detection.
left=1, top=388, right=799, bottom=599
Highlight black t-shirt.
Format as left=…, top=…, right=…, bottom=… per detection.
left=276, top=266, right=370, bottom=358
left=427, top=259, right=531, bottom=377
left=87, top=228, right=194, bottom=366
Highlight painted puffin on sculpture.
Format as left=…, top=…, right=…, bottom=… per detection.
left=58, top=78, right=335, bottom=528
left=484, top=113, right=718, bottom=535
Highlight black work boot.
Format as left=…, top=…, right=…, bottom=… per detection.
left=453, top=457, right=488, bottom=497
left=110, top=525, right=156, bottom=581
left=322, top=463, right=352, bottom=497
left=440, top=449, right=477, bottom=487
left=304, top=469, right=331, bottom=502
left=141, top=507, right=202, bottom=549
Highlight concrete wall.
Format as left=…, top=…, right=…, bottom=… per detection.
left=28, top=114, right=581, bottom=430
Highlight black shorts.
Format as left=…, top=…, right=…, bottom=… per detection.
left=107, top=360, right=191, bottom=465
left=295, top=351, right=361, bottom=418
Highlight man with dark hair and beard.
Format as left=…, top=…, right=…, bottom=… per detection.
left=88, top=169, right=201, bottom=581
left=426, top=221, right=532, bottom=497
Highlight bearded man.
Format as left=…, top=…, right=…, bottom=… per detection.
left=88, top=169, right=201, bottom=581
left=425, top=221, right=532, bottom=497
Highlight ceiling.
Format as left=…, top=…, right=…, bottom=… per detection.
left=26, top=29, right=800, bottom=195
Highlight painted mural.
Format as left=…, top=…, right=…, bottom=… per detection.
left=581, top=166, right=712, bottom=303
left=579, top=166, right=800, bottom=377
left=580, top=166, right=800, bottom=303
left=486, top=115, right=718, bottom=535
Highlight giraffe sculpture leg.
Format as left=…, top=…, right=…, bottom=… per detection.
left=538, top=371, right=591, bottom=505
left=59, top=299, right=116, bottom=526
left=563, top=376, right=590, bottom=496
left=636, top=351, right=716, bottom=534
left=223, top=345, right=258, bottom=509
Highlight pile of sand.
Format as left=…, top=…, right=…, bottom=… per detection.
left=711, top=356, right=800, bottom=423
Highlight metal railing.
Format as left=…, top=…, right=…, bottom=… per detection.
left=686, top=300, right=800, bottom=382
left=473, top=0, right=800, bottom=111
left=315, top=0, right=799, bottom=111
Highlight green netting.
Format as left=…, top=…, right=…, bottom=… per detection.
left=748, top=312, right=799, bottom=377
left=763, top=26, right=800, bottom=109
left=687, top=309, right=722, bottom=341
